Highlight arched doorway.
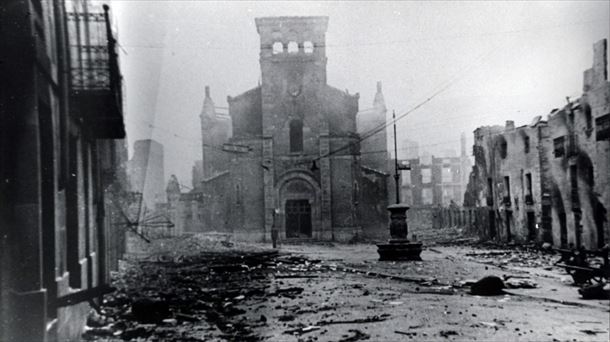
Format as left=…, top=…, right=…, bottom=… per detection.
left=276, top=171, right=321, bottom=239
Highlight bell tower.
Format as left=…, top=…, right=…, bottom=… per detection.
left=255, top=16, right=329, bottom=88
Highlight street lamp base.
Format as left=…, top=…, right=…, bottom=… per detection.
left=377, top=241, right=423, bottom=261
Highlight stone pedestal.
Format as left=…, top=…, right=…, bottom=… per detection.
left=377, top=204, right=423, bottom=261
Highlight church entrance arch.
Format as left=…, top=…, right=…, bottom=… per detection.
left=276, top=171, right=321, bottom=239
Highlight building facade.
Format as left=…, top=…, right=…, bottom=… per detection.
left=1, top=1, right=127, bottom=341
left=465, top=40, right=609, bottom=248
left=173, top=16, right=388, bottom=241
left=400, top=136, right=471, bottom=207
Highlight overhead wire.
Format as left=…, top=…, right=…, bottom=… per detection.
left=117, top=18, right=607, bottom=52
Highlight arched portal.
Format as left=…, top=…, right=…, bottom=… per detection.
left=275, top=171, right=321, bottom=239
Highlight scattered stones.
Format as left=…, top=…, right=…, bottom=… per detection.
left=439, top=330, right=459, bottom=338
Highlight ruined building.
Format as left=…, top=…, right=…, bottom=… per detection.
left=1, top=1, right=128, bottom=340
left=171, top=16, right=389, bottom=241
left=126, top=139, right=165, bottom=210
left=465, top=40, right=609, bottom=249
left=400, top=135, right=471, bottom=207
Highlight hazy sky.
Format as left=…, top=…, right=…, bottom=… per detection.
left=111, top=1, right=609, bottom=187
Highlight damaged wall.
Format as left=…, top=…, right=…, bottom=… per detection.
left=465, top=39, right=610, bottom=249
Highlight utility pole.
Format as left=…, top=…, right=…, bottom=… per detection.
left=392, top=110, right=400, bottom=204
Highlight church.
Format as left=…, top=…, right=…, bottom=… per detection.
left=169, top=16, right=389, bottom=241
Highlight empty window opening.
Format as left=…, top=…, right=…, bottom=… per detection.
left=525, top=173, right=533, bottom=204
left=421, top=168, right=432, bottom=183
left=503, top=176, right=511, bottom=206
left=487, top=177, right=494, bottom=206
left=287, top=41, right=298, bottom=53
left=422, top=188, right=433, bottom=205
left=289, top=119, right=303, bottom=152
left=524, top=135, right=530, bottom=153
left=500, top=139, right=507, bottom=159
left=581, top=104, right=593, bottom=137
left=272, top=42, right=283, bottom=54
left=304, top=41, right=314, bottom=53
left=553, top=137, right=565, bottom=157
left=442, top=167, right=452, bottom=183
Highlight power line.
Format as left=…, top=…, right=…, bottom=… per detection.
left=298, top=42, right=499, bottom=166
left=117, top=18, right=607, bottom=52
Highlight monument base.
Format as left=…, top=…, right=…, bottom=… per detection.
left=377, top=240, right=423, bottom=261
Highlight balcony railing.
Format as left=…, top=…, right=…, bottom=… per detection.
left=67, top=5, right=124, bottom=139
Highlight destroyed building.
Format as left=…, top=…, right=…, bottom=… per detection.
left=400, top=135, right=471, bottom=207
left=0, top=1, right=128, bottom=340
left=465, top=39, right=610, bottom=249
left=170, top=16, right=389, bottom=241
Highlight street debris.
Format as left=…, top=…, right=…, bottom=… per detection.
left=504, top=277, right=538, bottom=289
left=395, top=330, right=418, bottom=337
left=339, top=329, right=370, bottom=341
left=82, top=237, right=610, bottom=341
left=578, top=283, right=610, bottom=299
left=317, top=314, right=391, bottom=325
left=439, top=329, right=459, bottom=338
left=284, top=325, right=320, bottom=335
left=470, top=276, right=506, bottom=296
left=579, top=329, right=607, bottom=335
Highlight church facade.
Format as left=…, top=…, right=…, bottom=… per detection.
left=172, top=16, right=389, bottom=241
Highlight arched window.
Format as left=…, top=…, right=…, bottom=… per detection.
left=304, top=41, right=314, bottom=53
left=289, top=119, right=303, bottom=152
left=272, top=42, right=283, bottom=54
left=287, top=41, right=298, bottom=53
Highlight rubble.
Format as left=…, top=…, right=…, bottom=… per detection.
left=578, top=283, right=610, bottom=300
left=470, top=276, right=505, bottom=296
left=83, top=239, right=610, bottom=341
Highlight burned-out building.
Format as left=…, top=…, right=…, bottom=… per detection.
left=465, top=39, right=610, bottom=249
left=400, top=136, right=471, bottom=207
left=1, top=1, right=128, bottom=341
left=173, top=16, right=389, bottom=241
left=466, top=120, right=550, bottom=243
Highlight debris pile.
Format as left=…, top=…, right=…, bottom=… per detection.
left=463, top=248, right=558, bottom=269
left=85, top=250, right=309, bottom=341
